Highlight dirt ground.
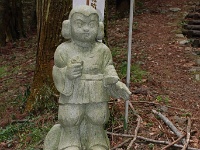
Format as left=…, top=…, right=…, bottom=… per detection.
left=107, top=0, right=200, bottom=149
left=0, top=0, right=200, bottom=149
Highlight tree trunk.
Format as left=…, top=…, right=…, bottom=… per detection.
left=26, top=0, right=72, bottom=111
left=0, top=0, right=6, bottom=46
left=0, top=0, right=25, bottom=46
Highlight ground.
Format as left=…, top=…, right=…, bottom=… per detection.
left=0, top=0, right=200, bottom=149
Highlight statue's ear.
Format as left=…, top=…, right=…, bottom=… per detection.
left=97, top=22, right=104, bottom=40
left=61, top=20, right=71, bottom=39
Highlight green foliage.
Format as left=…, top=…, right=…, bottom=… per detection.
left=146, top=122, right=154, bottom=128
left=119, top=61, right=127, bottom=78
left=148, top=143, right=154, bottom=150
left=32, top=84, right=58, bottom=114
left=0, top=115, right=55, bottom=149
left=180, top=20, right=187, bottom=26
left=156, top=95, right=169, bottom=104
left=133, top=21, right=139, bottom=30
left=118, top=62, right=148, bottom=83
left=0, top=66, right=7, bottom=78
left=136, top=1, right=144, bottom=8
left=111, top=47, right=123, bottom=58
left=15, top=85, right=31, bottom=113
left=0, top=125, right=19, bottom=142
left=131, top=64, right=147, bottom=83
left=182, top=112, right=192, bottom=117
left=135, top=1, right=145, bottom=14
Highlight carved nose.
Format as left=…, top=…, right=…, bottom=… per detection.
left=83, top=25, right=89, bottom=32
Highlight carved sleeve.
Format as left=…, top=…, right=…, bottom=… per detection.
left=53, top=45, right=73, bottom=96
left=103, top=45, right=119, bottom=86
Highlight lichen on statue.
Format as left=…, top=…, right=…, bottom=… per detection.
left=44, top=5, right=131, bottom=150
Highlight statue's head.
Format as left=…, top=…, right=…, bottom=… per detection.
left=61, top=5, right=104, bottom=42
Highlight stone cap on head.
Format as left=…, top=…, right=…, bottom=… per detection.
left=69, top=5, right=99, bottom=19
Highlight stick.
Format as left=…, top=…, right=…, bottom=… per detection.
left=11, top=119, right=29, bottom=124
left=126, top=102, right=142, bottom=150
left=161, top=134, right=186, bottom=150
left=182, top=117, right=192, bottom=150
left=126, top=117, right=141, bottom=150
left=154, top=116, right=170, bottom=141
left=107, top=132, right=200, bottom=150
left=111, top=138, right=132, bottom=150
left=131, top=101, right=188, bottom=112
left=152, top=109, right=185, bottom=144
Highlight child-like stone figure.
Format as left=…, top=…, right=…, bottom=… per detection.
left=44, top=5, right=131, bottom=150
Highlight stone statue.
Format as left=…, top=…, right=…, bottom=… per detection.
left=44, top=5, right=131, bottom=150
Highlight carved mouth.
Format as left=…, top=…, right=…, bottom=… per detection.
left=83, top=33, right=90, bottom=37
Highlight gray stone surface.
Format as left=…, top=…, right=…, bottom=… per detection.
left=179, top=40, right=189, bottom=45
left=44, top=5, right=131, bottom=150
left=169, top=7, right=181, bottom=12
left=175, top=34, right=184, bottom=38
left=43, top=124, right=61, bottom=150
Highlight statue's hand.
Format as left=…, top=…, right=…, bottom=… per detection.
left=113, top=81, right=131, bottom=100
left=66, top=61, right=83, bottom=80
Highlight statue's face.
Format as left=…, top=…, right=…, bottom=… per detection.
left=70, top=13, right=99, bottom=43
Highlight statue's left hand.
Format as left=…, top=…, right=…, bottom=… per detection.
left=114, top=81, right=131, bottom=100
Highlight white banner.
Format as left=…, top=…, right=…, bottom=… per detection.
left=73, top=0, right=105, bottom=21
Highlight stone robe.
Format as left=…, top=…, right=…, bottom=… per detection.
left=53, top=41, right=119, bottom=104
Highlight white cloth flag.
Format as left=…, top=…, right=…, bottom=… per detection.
left=73, top=0, right=105, bottom=21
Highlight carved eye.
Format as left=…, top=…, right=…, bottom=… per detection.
left=76, top=20, right=83, bottom=28
left=89, top=21, right=96, bottom=28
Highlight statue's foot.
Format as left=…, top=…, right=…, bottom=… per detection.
left=89, top=145, right=108, bottom=150
left=64, top=146, right=80, bottom=150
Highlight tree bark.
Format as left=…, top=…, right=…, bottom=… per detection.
left=26, top=0, right=72, bottom=111
left=0, top=0, right=25, bottom=46
left=0, top=0, right=6, bottom=46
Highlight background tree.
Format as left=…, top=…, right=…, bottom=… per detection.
left=0, top=0, right=25, bottom=46
left=26, top=0, right=72, bottom=111
left=26, top=0, right=109, bottom=112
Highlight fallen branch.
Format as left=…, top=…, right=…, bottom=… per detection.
left=11, top=119, right=29, bottom=124
left=131, top=101, right=188, bottom=112
left=161, top=134, right=186, bottom=150
left=152, top=109, right=185, bottom=144
left=126, top=102, right=142, bottom=150
left=182, top=117, right=192, bottom=150
left=107, top=132, right=200, bottom=150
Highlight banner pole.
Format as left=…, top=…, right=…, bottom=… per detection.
left=125, top=0, right=134, bottom=130
left=86, top=0, right=89, bottom=5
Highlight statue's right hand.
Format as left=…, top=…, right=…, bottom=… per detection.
left=66, top=62, right=83, bottom=80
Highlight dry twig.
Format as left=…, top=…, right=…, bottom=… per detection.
left=111, top=138, right=132, bottom=150
left=131, top=100, right=188, bottom=112
left=11, top=119, right=29, bottom=124
left=154, top=116, right=170, bottom=141
left=182, top=117, right=192, bottom=150
left=107, top=132, right=200, bottom=150
left=161, top=134, right=186, bottom=150
left=126, top=102, right=142, bottom=150
left=152, top=109, right=186, bottom=144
